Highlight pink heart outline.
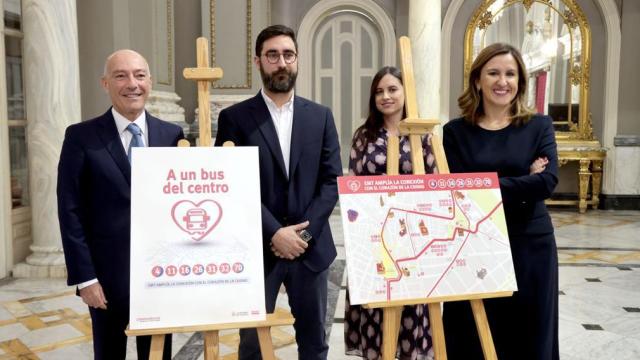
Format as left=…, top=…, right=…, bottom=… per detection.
left=170, top=199, right=223, bottom=241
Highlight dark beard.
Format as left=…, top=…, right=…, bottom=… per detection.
left=260, top=66, right=297, bottom=93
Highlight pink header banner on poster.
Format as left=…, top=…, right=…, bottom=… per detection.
left=338, top=172, right=500, bottom=195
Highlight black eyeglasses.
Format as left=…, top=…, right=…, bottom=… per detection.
left=262, top=51, right=297, bottom=64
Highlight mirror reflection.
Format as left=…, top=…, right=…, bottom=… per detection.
left=471, top=1, right=582, bottom=133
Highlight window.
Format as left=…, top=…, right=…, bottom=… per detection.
left=4, top=0, right=28, bottom=209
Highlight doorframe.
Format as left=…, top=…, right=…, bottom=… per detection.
left=0, top=0, right=13, bottom=278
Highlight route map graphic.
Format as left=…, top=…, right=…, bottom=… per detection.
left=338, top=173, right=517, bottom=305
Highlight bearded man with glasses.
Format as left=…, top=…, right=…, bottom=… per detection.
left=214, top=25, right=342, bottom=360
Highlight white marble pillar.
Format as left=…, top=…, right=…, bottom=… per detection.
left=409, top=0, right=441, bottom=120
left=13, top=0, right=81, bottom=277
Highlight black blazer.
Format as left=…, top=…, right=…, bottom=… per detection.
left=443, top=115, right=558, bottom=237
left=57, top=109, right=184, bottom=305
left=214, top=93, right=342, bottom=273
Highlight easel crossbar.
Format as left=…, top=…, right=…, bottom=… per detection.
left=125, top=312, right=295, bottom=336
left=362, top=291, right=513, bottom=309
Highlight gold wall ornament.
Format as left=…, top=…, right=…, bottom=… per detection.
left=582, top=58, right=591, bottom=90
left=563, top=9, right=579, bottom=29
left=568, top=64, right=582, bottom=86
left=585, top=113, right=594, bottom=140
left=526, top=20, right=534, bottom=34
left=479, top=10, right=493, bottom=30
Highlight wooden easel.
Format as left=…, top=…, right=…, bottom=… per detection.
left=363, top=36, right=512, bottom=360
left=125, top=37, right=295, bottom=360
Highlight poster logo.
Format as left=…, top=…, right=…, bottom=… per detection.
left=347, top=179, right=361, bottom=192
left=171, top=199, right=223, bottom=241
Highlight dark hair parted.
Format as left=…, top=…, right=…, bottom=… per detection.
left=351, top=66, right=404, bottom=147
left=255, top=25, right=298, bottom=56
left=458, top=42, right=535, bottom=126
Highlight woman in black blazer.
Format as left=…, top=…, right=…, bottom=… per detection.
left=442, top=43, right=559, bottom=360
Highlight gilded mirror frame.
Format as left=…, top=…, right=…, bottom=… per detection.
left=463, top=0, right=593, bottom=141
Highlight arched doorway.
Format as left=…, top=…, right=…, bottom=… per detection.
left=298, top=0, right=396, bottom=169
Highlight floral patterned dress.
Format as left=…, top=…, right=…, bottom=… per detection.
left=345, top=127, right=437, bottom=360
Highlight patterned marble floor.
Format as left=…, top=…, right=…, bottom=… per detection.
left=0, top=209, right=638, bottom=359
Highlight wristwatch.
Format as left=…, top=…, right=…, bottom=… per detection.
left=298, top=229, right=313, bottom=243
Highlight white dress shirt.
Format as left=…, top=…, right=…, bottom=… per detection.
left=112, top=108, right=148, bottom=151
left=77, top=109, right=148, bottom=290
left=261, top=89, right=294, bottom=177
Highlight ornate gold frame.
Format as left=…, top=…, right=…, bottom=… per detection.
left=463, top=0, right=593, bottom=141
left=209, top=0, right=252, bottom=89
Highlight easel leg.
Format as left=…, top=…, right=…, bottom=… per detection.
left=257, top=326, right=276, bottom=360
left=470, top=299, right=497, bottom=360
left=203, top=330, right=220, bottom=360
left=381, top=307, right=402, bottom=360
left=428, top=303, right=447, bottom=360
left=149, top=334, right=165, bottom=360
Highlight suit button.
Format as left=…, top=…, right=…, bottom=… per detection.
left=283, top=216, right=288, bottom=224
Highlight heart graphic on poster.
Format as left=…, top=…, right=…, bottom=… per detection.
left=170, top=199, right=223, bottom=241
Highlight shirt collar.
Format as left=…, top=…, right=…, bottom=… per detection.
left=260, top=89, right=294, bottom=113
left=112, top=108, right=147, bottom=135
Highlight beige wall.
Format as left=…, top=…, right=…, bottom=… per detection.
left=174, top=0, right=201, bottom=124
left=77, top=0, right=114, bottom=120
left=617, top=0, right=640, bottom=135
left=77, top=0, right=176, bottom=120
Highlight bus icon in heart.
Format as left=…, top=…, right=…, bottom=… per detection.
left=171, top=199, right=222, bottom=241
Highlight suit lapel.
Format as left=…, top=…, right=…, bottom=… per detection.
left=96, top=109, right=131, bottom=184
left=288, top=96, right=307, bottom=178
left=146, top=112, right=161, bottom=147
left=250, top=94, right=288, bottom=178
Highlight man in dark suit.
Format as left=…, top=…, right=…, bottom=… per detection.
left=214, top=25, right=342, bottom=360
left=57, top=49, right=183, bottom=360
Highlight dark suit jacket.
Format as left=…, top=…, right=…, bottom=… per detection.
left=214, top=93, right=342, bottom=273
left=57, top=109, right=184, bottom=306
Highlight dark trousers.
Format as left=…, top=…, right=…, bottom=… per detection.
left=443, top=232, right=559, bottom=360
left=239, top=260, right=329, bottom=360
left=89, top=304, right=172, bottom=360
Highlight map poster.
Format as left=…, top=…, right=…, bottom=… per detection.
left=338, top=173, right=517, bottom=305
left=130, top=147, right=265, bottom=330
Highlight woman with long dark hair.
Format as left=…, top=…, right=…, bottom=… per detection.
left=443, top=43, right=559, bottom=360
left=344, top=66, right=436, bottom=360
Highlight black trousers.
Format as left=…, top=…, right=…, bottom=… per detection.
left=239, top=260, right=330, bottom=360
left=89, top=302, right=172, bottom=360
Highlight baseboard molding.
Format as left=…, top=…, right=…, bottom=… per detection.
left=548, top=193, right=640, bottom=210
left=600, top=194, right=640, bottom=210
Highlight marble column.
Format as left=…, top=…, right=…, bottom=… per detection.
left=146, top=90, right=187, bottom=131
left=13, top=0, right=81, bottom=277
left=409, top=0, right=441, bottom=120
